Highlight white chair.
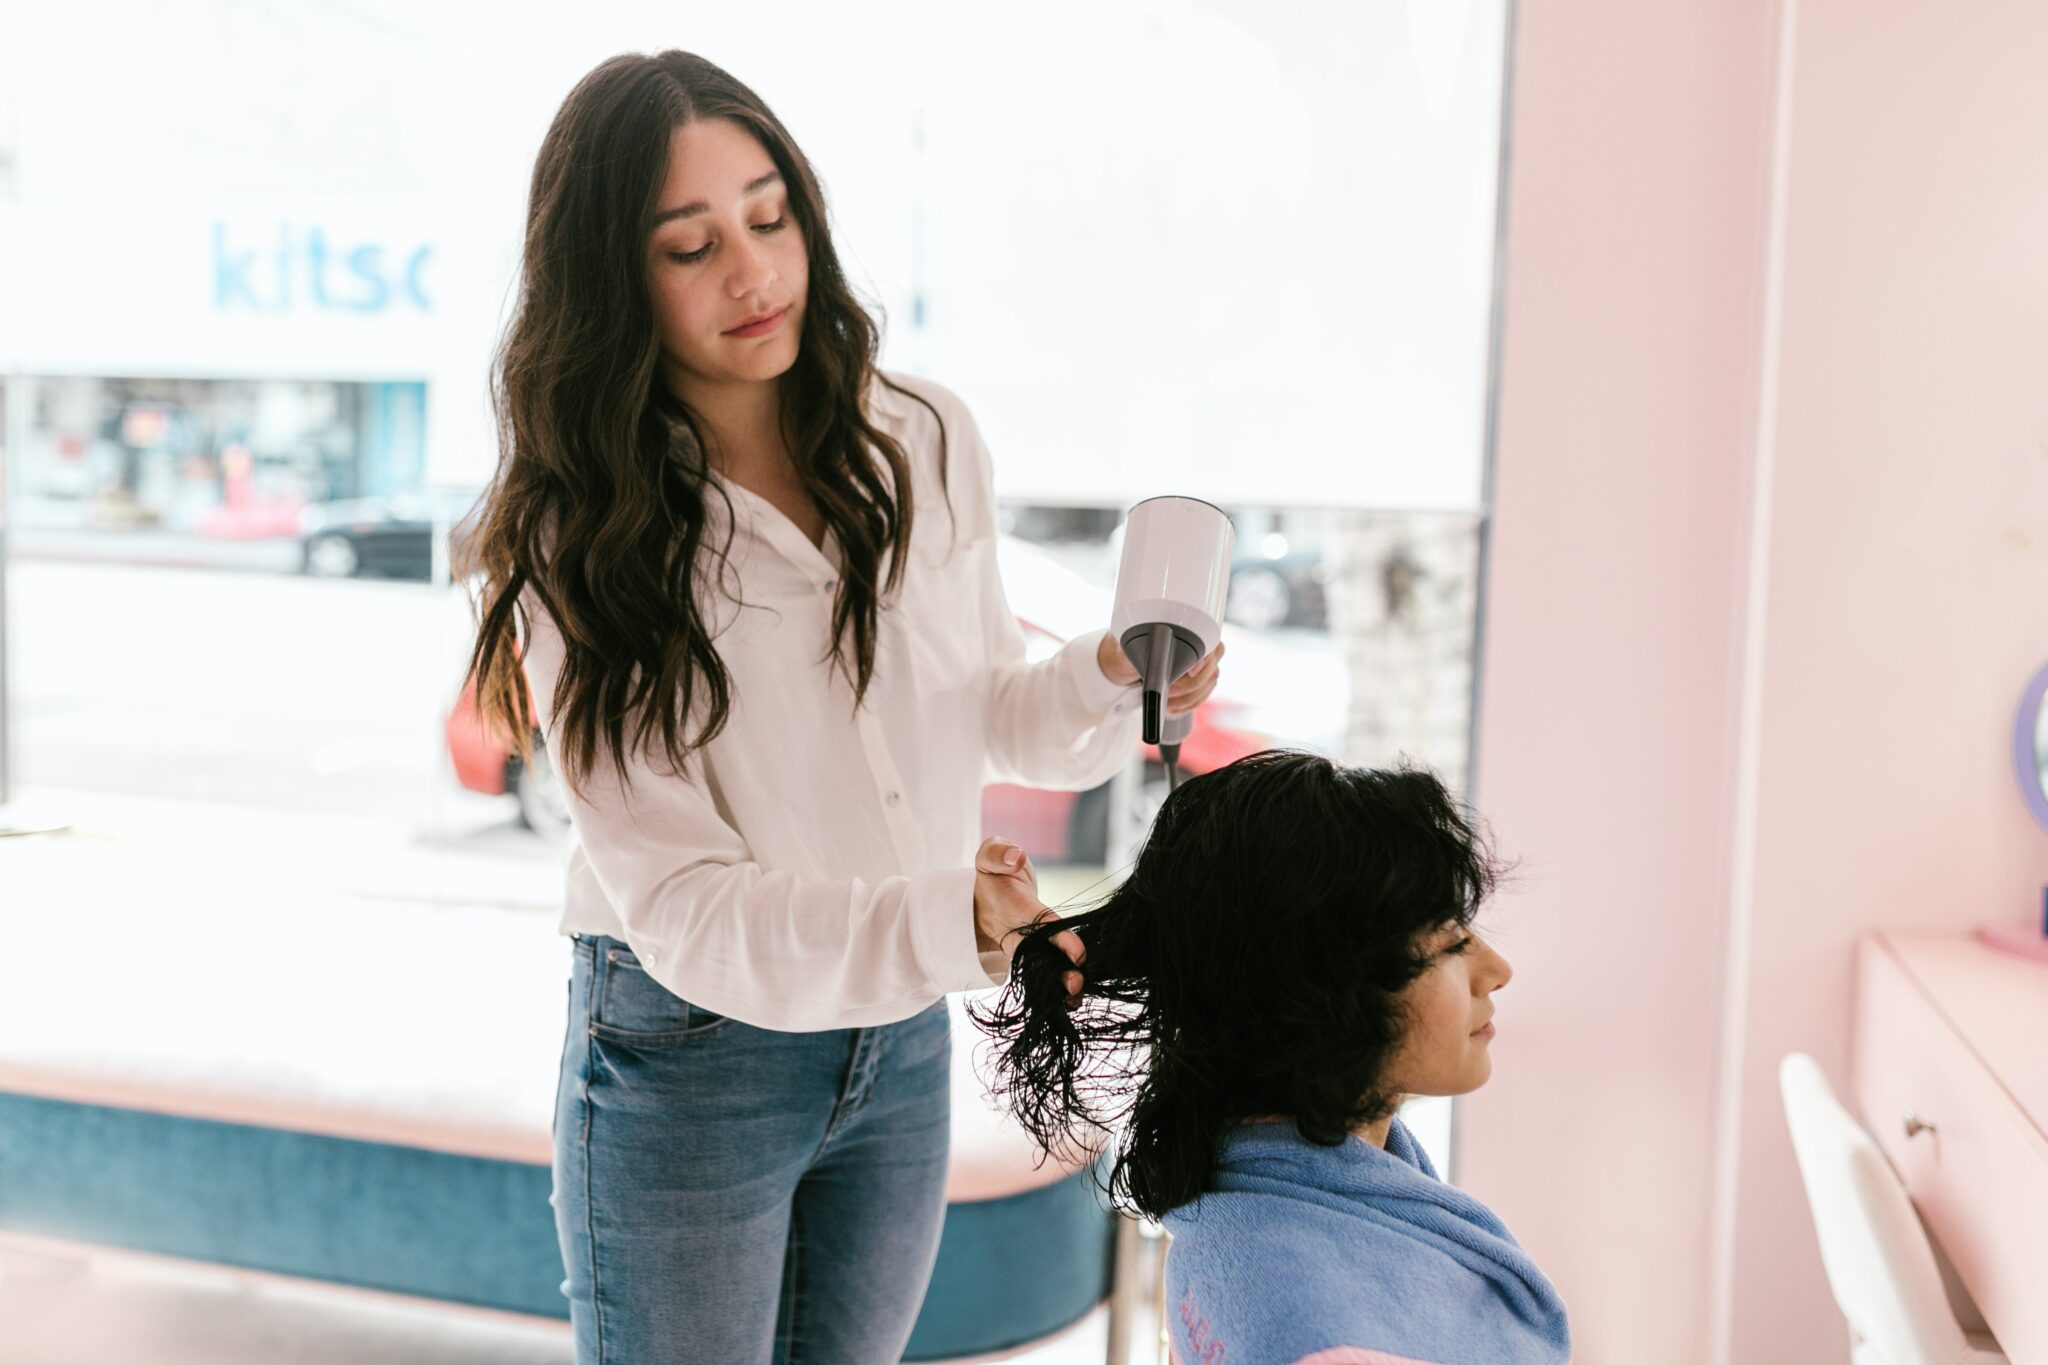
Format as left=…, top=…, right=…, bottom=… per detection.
left=1778, top=1052, right=2007, bottom=1365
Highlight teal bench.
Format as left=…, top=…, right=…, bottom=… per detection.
left=0, top=909, right=1111, bottom=1360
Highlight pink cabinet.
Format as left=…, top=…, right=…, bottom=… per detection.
left=1853, top=932, right=2048, bottom=1363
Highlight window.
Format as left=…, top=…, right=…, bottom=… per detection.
left=0, top=9, right=1508, bottom=1343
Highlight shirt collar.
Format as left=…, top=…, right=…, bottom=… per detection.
left=711, top=474, right=844, bottom=582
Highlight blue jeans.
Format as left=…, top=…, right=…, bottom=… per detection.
left=553, top=934, right=954, bottom=1365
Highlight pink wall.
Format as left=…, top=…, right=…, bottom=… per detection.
left=1458, top=2, right=1780, bottom=1360
left=1466, top=0, right=2048, bottom=1361
left=1721, top=1, right=2048, bottom=1360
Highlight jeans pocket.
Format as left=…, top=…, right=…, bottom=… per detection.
left=590, top=940, right=734, bottom=1046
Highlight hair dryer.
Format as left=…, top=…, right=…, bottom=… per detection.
left=1110, top=496, right=1234, bottom=790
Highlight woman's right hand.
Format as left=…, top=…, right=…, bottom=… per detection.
left=974, top=837, right=1085, bottom=1003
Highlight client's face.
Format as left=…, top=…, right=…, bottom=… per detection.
left=1381, top=923, right=1513, bottom=1097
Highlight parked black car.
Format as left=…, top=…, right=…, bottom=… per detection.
left=1227, top=551, right=1330, bottom=631
left=299, top=490, right=483, bottom=581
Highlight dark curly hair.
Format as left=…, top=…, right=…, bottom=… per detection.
left=461, top=50, right=949, bottom=796
left=969, top=749, right=1505, bottom=1221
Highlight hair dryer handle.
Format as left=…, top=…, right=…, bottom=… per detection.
left=1157, top=707, right=1195, bottom=748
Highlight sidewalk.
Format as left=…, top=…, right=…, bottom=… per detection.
left=0, top=785, right=567, bottom=922
left=7, top=526, right=303, bottom=575
left=0, top=785, right=1119, bottom=921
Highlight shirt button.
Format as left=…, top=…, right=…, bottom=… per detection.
left=885, top=790, right=902, bottom=807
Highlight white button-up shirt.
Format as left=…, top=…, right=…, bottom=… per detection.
left=520, top=373, right=1141, bottom=1032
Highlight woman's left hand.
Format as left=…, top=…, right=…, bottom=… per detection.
left=1096, top=633, right=1226, bottom=717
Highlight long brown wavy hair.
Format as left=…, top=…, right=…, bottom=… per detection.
left=462, top=50, right=948, bottom=798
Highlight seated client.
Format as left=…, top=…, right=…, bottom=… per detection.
left=972, top=749, right=1571, bottom=1365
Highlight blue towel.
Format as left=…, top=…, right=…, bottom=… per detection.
left=1161, top=1117, right=1571, bottom=1365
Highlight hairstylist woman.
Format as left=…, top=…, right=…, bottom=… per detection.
left=461, top=51, right=1223, bottom=1365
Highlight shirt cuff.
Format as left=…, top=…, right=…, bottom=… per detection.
left=906, top=864, right=996, bottom=995
left=1061, top=628, right=1136, bottom=719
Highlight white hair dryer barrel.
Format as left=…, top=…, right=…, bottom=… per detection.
left=1110, top=496, right=1233, bottom=776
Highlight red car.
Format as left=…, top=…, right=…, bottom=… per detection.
left=445, top=621, right=1267, bottom=865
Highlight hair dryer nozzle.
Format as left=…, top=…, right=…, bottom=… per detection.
left=1128, top=621, right=1198, bottom=746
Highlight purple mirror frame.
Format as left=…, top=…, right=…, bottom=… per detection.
left=2016, top=660, right=2048, bottom=833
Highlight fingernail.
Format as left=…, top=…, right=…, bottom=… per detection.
left=1003, top=848, right=1023, bottom=869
